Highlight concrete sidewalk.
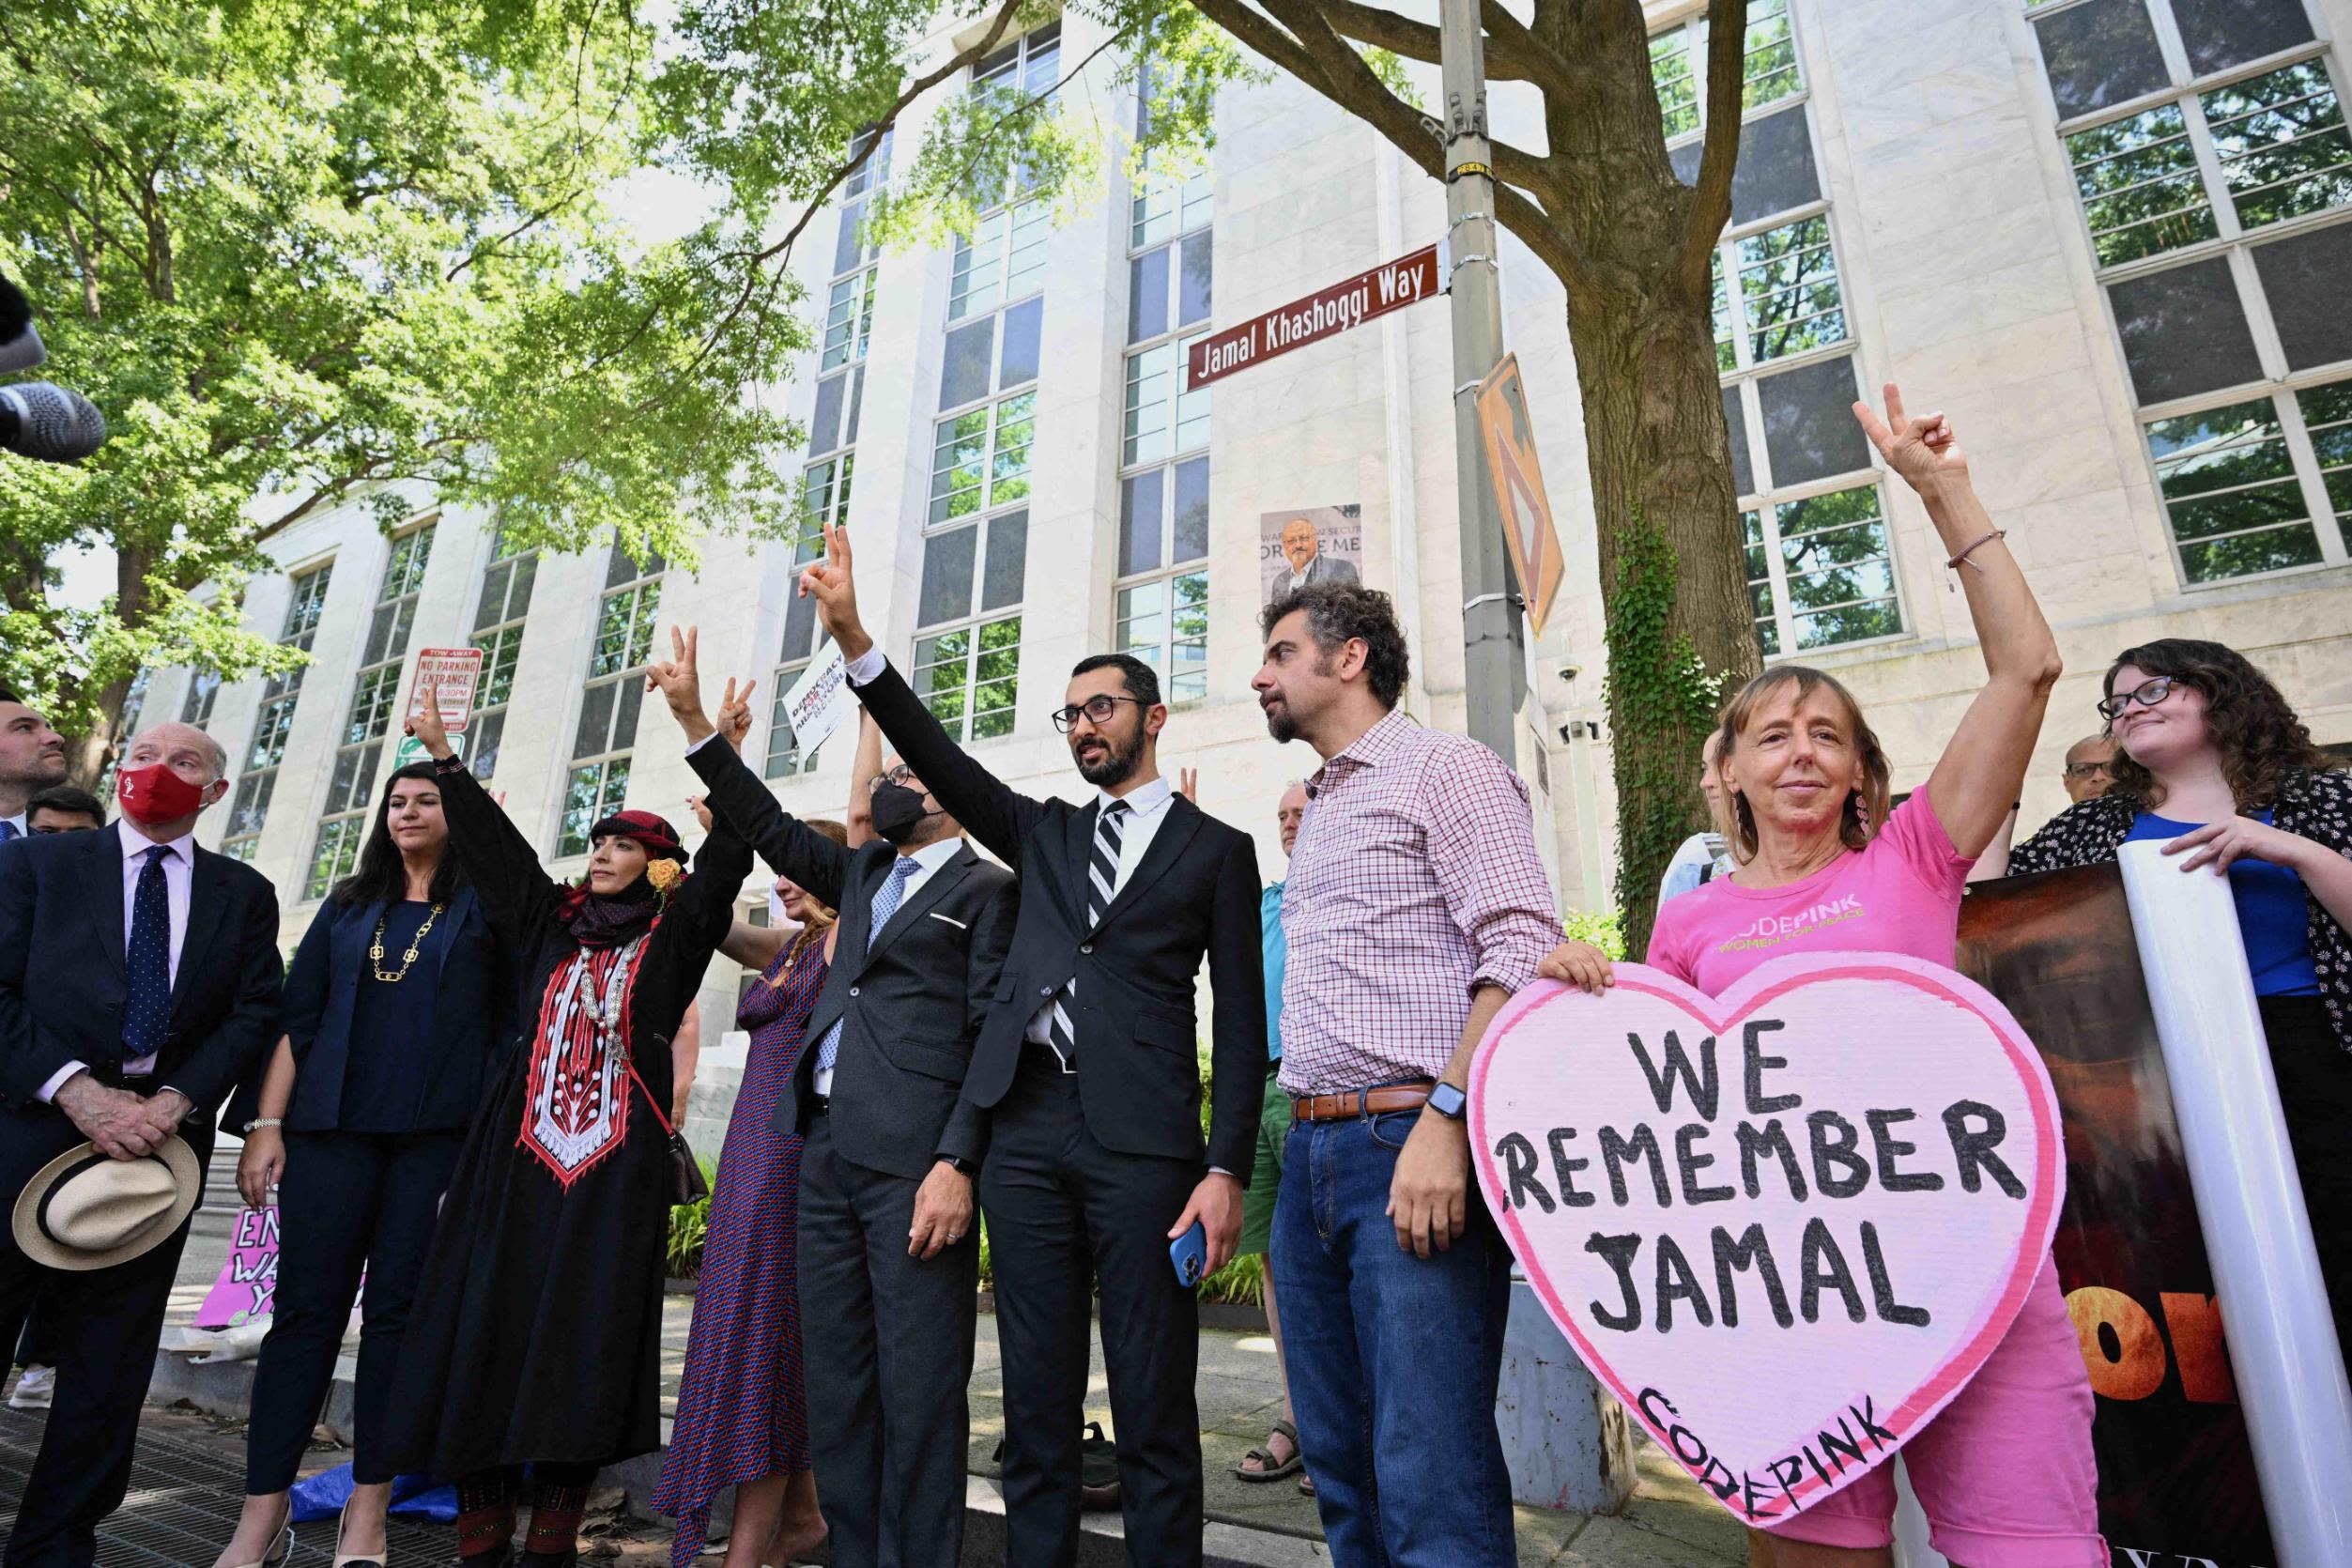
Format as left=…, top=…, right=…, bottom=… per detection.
left=153, top=1200, right=1749, bottom=1566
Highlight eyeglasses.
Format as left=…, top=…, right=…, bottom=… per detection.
left=2096, top=675, right=2177, bottom=722
left=865, top=764, right=916, bottom=795
left=2063, top=761, right=2114, bottom=781
left=1051, top=695, right=1147, bottom=733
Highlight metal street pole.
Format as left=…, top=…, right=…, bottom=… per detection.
left=1438, top=0, right=1525, bottom=761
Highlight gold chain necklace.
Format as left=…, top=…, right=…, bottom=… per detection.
left=370, top=901, right=447, bottom=983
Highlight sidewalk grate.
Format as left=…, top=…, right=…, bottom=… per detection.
left=0, top=1407, right=453, bottom=1566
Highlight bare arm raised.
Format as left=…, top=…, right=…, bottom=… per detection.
left=1855, top=384, right=2062, bottom=858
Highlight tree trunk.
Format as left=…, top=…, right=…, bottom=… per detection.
left=64, top=542, right=157, bottom=792
left=1536, top=0, right=1762, bottom=955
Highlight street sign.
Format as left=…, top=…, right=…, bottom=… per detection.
left=1474, top=355, right=1565, bottom=638
left=406, top=646, right=484, bottom=734
left=1187, top=244, right=1439, bottom=391
left=393, top=731, right=465, bottom=769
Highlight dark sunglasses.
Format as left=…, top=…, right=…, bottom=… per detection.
left=2096, top=675, right=2176, bottom=722
left=1051, top=694, right=1147, bottom=733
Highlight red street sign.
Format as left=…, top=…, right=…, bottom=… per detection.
left=1187, top=244, right=1439, bottom=391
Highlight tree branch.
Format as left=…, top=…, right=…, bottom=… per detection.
left=1674, top=0, right=1748, bottom=302
left=1310, top=0, right=1572, bottom=96
left=1222, top=0, right=1596, bottom=291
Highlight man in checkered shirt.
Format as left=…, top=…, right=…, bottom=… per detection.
left=1252, top=582, right=1560, bottom=1564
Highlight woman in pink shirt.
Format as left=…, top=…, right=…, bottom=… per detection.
left=1545, top=386, right=2100, bottom=1568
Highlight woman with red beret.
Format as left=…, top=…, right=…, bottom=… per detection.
left=380, top=686, right=752, bottom=1568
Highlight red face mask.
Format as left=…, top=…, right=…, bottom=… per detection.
left=115, top=762, right=208, bottom=825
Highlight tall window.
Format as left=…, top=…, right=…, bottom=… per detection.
left=560, top=545, right=664, bottom=856
left=1116, top=74, right=1213, bottom=702
left=2030, top=0, right=2352, bottom=583
left=179, top=669, right=222, bottom=729
left=469, top=525, right=537, bottom=780
left=766, top=507, right=832, bottom=779
left=309, top=527, right=432, bottom=898
left=951, top=26, right=1059, bottom=323
left=1655, top=0, right=1902, bottom=655
left=221, top=563, right=333, bottom=862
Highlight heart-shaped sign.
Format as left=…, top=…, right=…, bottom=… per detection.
left=1469, top=952, right=2062, bottom=1525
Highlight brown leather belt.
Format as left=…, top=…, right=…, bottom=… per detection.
left=1290, top=1083, right=1433, bottom=1122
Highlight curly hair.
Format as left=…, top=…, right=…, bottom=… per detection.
left=1715, top=666, right=1891, bottom=859
left=2100, top=638, right=2327, bottom=809
left=1260, top=581, right=1410, bottom=711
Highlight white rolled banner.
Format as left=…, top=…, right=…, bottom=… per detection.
left=2119, top=840, right=2352, bottom=1566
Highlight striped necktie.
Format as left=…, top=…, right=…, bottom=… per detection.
left=1046, top=799, right=1129, bottom=1071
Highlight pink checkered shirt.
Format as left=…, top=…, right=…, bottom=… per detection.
left=1276, top=708, right=1560, bottom=1096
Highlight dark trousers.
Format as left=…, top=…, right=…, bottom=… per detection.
left=13, top=1290, right=56, bottom=1369
left=1273, top=1106, right=1515, bottom=1568
left=982, top=1054, right=1204, bottom=1568
left=797, top=1114, right=976, bottom=1568
left=244, top=1130, right=464, bottom=1492
left=2263, top=994, right=2351, bottom=1353
left=0, top=1099, right=206, bottom=1568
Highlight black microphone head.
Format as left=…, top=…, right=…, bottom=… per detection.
left=0, top=382, right=106, bottom=463
left=0, top=273, right=28, bottom=342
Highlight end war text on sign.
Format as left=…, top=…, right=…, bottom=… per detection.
left=1467, top=953, right=2064, bottom=1525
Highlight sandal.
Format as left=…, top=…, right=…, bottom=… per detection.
left=1232, top=1418, right=1304, bottom=1483
left=1299, top=1471, right=1316, bottom=1498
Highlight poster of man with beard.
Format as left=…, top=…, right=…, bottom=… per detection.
left=1261, top=505, right=1363, bottom=603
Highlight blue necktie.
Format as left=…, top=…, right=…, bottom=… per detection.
left=812, top=854, right=923, bottom=1078
left=123, top=845, right=173, bottom=1060
left=0, top=821, right=18, bottom=845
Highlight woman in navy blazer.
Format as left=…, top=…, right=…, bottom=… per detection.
left=210, top=762, right=515, bottom=1568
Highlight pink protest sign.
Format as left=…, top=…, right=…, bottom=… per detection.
left=1468, top=953, right=2063, bottom=1526
left=195, top=1205, right=281, bottom=1329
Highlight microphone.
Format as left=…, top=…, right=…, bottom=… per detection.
left=0, top=382, right=107, bottom=464
left=0, top=274, right=42, bottom=374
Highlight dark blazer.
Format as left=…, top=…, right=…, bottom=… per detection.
left=227, top=887, right=511, bottom=1133
left=0, top=822, right=284, bottom=1126
left=688, top=739, right=1016, bottom=1182
left=854, top=660, right=1267, bottom=1177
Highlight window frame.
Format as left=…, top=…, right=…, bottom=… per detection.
left=1651, top=0, right=1807, bottom=151
left=558, top=545, right=666, bottom=858
left=306, top=523, right=435, bottom=899
left=467, top=525, right=539, bottom=782
left=1742, top=476, right=1910, bottom=659
left=220, top=561, right=334, bottom=862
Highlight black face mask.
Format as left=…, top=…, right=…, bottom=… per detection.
left=869, top=781, right=939, bottom=845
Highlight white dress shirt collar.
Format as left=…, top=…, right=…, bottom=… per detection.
left=1098, top=772, right=1174, bottom=820
left=116, top=817, right=196, bottom=867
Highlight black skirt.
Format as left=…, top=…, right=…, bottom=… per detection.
left=2261, top=993, right=2350, bottom=1354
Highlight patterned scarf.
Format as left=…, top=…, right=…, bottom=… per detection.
left=558, top=873, right=663, bottom=949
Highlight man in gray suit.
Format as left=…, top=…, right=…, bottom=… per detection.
left=1272, top=515, right=1359, bottom=599
left=649, top=632, right=1014, bottom=1568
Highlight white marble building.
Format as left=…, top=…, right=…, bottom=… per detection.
left=149, top=0, right=2352, bottom=1078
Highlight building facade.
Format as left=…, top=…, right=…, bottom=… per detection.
left=147, top=0, right=2352, bottom=1036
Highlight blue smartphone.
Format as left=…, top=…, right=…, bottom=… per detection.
left=1169, top=1221, right=1207, bottom=1288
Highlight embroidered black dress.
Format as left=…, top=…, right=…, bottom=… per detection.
left=380, top=760, right=751, bottom=1478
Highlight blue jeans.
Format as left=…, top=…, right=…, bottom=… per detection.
left=1271, top=1106, right=1515, bottom=1567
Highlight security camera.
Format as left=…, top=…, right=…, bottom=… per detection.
left=1559, top=663, right=1583, bottom=684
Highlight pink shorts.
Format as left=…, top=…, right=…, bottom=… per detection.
left=1765, top=1263, right=2105, bottom=1567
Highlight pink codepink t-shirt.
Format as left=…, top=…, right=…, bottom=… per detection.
left=1647, top=788, right=1975, bottom=996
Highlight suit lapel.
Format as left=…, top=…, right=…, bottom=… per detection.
left=1064, top=802, right=1099, bottom=921
left=858, top=843, right=978, bottom=973
left=83, top=826, right=128, bottom=981
left=1089, top=796, right=1204, bottom=936
left=171, top=848, right=234, bottom=1011
left=432, top=886, right=478, bottom=990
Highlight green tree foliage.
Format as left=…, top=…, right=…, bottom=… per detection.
left=0, top=0, right=819, bottom=778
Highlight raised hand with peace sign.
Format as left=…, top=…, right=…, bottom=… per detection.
left=797, top=521, right=873, bottom=663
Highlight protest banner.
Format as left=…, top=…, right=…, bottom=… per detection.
left=195, top=1205, right=282, bottom=1330
left=780, top=641, right=856, bottom=758
left=1468, top=952, right=2063, bottom=1524
left=1958, top=863, right=2276, bottom=1567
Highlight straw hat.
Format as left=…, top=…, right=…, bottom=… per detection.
left=12, top=1137, right=201, bottom=1271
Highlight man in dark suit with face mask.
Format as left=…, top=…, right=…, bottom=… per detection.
left=646, top=629, right=1013, bottom=1568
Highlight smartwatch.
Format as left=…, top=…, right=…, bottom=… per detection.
left=935, top=1154, right=976, bottom=1176
left=1426, top=1082, right=1468, bottom=1121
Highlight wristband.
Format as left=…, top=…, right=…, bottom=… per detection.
left=244, top=1117, right=284, bottom=1133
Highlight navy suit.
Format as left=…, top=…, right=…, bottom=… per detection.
left=0, top=822, right=283, bottom=1568
left=231, top=888, right=515, bottom=1495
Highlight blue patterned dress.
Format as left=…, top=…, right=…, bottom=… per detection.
left=653, top=935, right=829, bottom=1565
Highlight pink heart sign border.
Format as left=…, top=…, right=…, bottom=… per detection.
left=1468, top=952, right=2063, bottom=1525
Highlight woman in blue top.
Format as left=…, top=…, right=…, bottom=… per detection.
left=2011, top=638, right=2352, bottom=1345
left=211, top=762, right=514, bottom=1568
